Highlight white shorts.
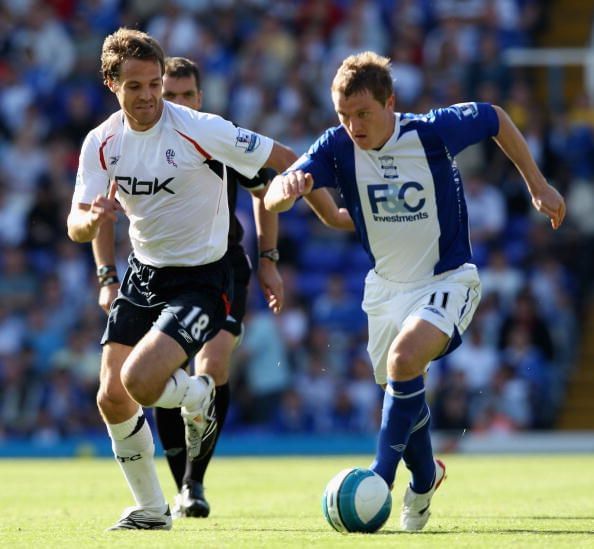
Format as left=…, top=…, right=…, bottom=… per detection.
left=362, top=263, right=482, bottom=385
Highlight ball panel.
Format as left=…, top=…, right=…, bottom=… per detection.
left=337, top=469, right=373, bottom=532
left=354, top=475, right=391, bottom=523
left=322, top=468, right=355, bottom=532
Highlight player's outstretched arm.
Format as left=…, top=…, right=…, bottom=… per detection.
left=263, top=141, right=298, bottom=174
left=251, top=187, right=284, bottom=314
left=305, top=188, right=355, bottom=231
left=67, top=180, right=121, bottom=242
left=492, top=105, right=566, bottom=229
left=264, top=170, right=314, bottom=213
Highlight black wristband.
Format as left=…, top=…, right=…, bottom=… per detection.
left=259, top=248, right=279, bottom=263
left=96, top=264, right=116, bottom=277
left=99, top=275, right=119, bottom=287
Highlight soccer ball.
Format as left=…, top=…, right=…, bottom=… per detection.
left=321, top=467, right=392, bottom=533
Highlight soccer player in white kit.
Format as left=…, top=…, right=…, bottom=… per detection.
left=91, top=55, right=353, bottom=521
left=265, top=51, right=566, bottom=532
left=67, top=28, right=296, bottom=530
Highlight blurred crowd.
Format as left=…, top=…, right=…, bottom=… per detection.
left=0, top=0, right=593, bottom=444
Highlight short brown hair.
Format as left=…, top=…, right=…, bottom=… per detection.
left=101, top=27, right=165, bottom=84
left=164, top=57, right=201, bottom=90
left=331, top=51, right=393, bottom=105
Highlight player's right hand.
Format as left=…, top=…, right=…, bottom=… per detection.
left=530, top=182, right=566, bottom=230
left=281, top=170, right=314, bottom=198
left=89, top=180, right=122, bottom=227
left=98, top=283, right=118, bottom=314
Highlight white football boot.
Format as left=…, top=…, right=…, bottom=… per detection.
left=181, top=374, right=217, bottom=461
left=107, top=505, right=172, bottom=530
left=400, top=458, right=446, bottom=532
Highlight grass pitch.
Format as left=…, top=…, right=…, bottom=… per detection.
left=1, top=454, right=593, bottom=548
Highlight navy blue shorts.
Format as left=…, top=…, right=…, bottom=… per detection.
left=224, top=244, right=252, bottom=337
left=102, top=253, right=231, bottom=360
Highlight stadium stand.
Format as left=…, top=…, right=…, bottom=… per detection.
left=0, top=0, right=592, bottom=448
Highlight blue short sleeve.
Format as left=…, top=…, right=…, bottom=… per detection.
left=429, top=102, right=499, bottom=157
left=287, top=129, right=339, bottom=190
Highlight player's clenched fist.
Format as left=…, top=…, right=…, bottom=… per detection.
left=68, top=180, right=123, bottom=242
left=530, top=183, right=566, bottom=230
left=281, top=170, right=314, bottom=198
left=264, top=170, right=315, bottom=212
left=90, top=180, right=122, bottom=226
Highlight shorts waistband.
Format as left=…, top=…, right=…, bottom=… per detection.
left=129, top=252, right=228, bottom=276
left=367, top=263, right=477, bottom=291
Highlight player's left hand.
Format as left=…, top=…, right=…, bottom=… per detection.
left=531, top=183, right=566, bottom=230
left=257, top=259, right=284, bottom=314
left=98, top=282, right=119, bottom=314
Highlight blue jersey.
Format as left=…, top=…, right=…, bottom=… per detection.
left=291, top=102, right=499, bottom=282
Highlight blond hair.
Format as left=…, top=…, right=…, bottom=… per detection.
left=101, top=27, right=165, bottom=85
left=331, top=51, right=393, bottom=105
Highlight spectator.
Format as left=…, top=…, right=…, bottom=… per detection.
left=0, top=1, right=582, bottom=443
left=498, top=289, right=555, bottom=362
left=0, top=246, right=38, bottom=312
left=480, top=247, right=525, bottom=310
left=236, top=310, right=291, bottom=425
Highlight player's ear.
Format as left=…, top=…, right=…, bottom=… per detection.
left=106, top=78, right=118, bottom=94
left=386, top=94, right=395, bottom=111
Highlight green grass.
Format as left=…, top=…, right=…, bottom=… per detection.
left=1, top=455, right=593, bottom=548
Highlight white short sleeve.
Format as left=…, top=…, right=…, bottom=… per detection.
left=72, top=132, right=110, bottom=205
left=177, top=110, right=274, bottom=180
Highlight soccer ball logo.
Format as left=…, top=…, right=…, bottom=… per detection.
left=322, top=468, right=392, bottom=533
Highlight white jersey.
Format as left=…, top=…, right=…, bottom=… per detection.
left=73, top=101, right=273, bottom=267
left=294, top=102, right=499, bottom=282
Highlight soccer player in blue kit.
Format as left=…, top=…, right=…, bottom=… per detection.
left=265, top=51, right=566, bottom=532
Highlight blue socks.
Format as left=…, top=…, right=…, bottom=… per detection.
left=403, top=402, right=436, bottom=493
left=370, top=376, right=430, bottom=488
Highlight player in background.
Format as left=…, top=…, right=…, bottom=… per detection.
left=92, top=56, right=354, bottom=520
left=67, top=28, right=298, bottom=531
left=265, top=51, right=565, bottom=532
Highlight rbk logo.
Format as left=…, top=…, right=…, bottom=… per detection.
left=116, top=176, right=175, bottom=195
left=177, top=329, right=193, bottom=344
left=109, top=156, right=120, bottom=165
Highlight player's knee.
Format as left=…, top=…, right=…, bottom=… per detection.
left=96, top=383, right=127, bottom=415
left=120, top=361, right=158, bottom=406
left=387, top=347, right=423, bottom=380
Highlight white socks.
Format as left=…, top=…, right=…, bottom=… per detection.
left=107, top=407, right=166, bottom=509
left=152, top=368, right=207, bottom=412
left=106, top=371, right=208, bottom=509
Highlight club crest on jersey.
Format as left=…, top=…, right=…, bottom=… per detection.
left=235, top=129, right=260, bottom=153
left=166, top=148, right=178, bottom=167
left=379, top=156, right=399, bottom=179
